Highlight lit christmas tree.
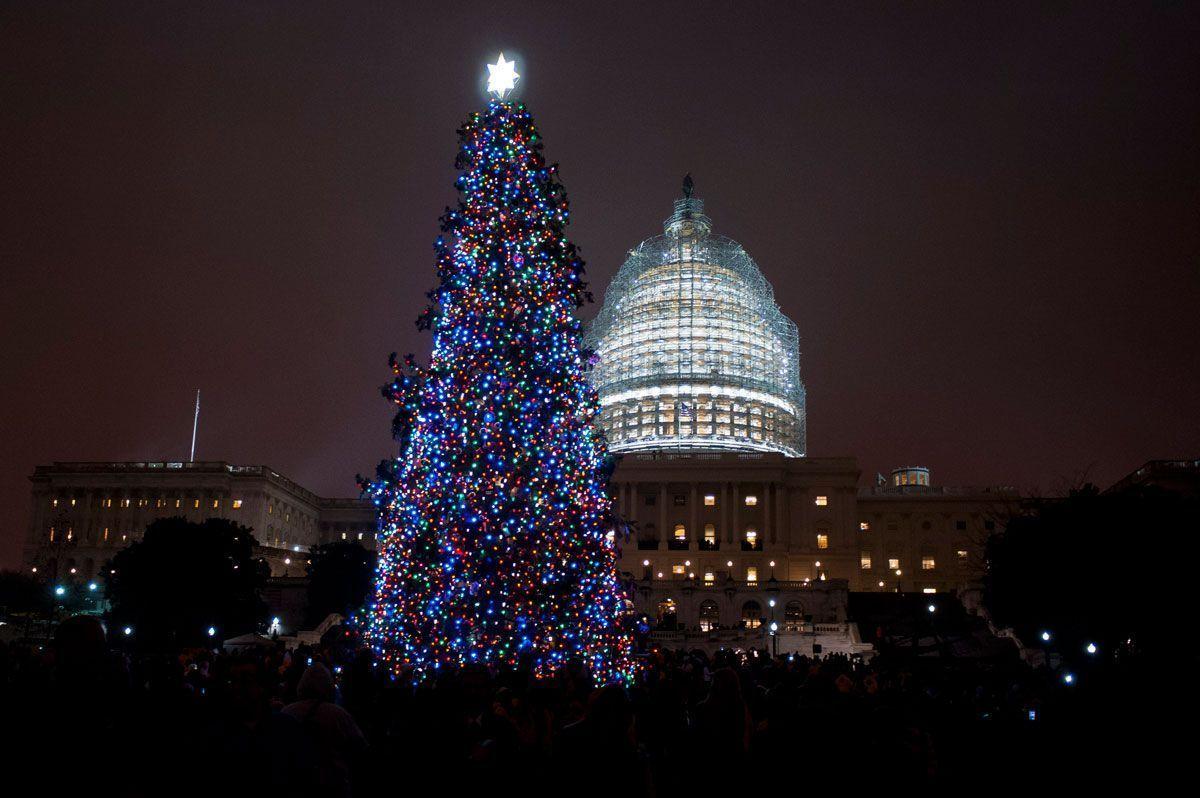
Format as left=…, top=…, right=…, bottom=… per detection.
left=365, top=55, right=637, bottom=684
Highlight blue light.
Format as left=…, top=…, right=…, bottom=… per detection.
left=206, top=626, right=216, bottom=637
left=88, top=582, right=97, bottom=591
left=54, top=586, right=65, bottom=596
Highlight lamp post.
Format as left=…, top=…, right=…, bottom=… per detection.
left=894, top=569, right=903, bottom=593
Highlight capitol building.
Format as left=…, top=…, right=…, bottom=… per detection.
left=589, top=179, right=1015, bottom=654
left=23, top=178, right=1017, bottom=652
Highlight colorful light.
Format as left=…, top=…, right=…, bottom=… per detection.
left=365, top=91, right=636, bottom=684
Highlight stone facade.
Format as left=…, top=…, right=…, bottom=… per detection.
left=25, top=461, right=376, bottom=580
left=611, top=451, right=1016, bottom=634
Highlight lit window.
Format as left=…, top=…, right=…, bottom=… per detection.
left=859, top=521, right=870, bottom=531
left=193, top=499, right=200, bottom=509
left=52, top=498, right=58, bottom=508
left=744, top=495, right=757, bottom=507
left=48, top=527, right=55, bottom=542
left=746, top=566, right=758, bottom=583
left=103, top=527, right=109, bottom=542
left=212, top=499, right=220, bottom=509
left=704, top=570, right=715, bottom=583
left=232, top=499, right=243, bottom=509
left=704, top=524, right=716, bottom=545
left=860, top=552, right=872, bottom=569
left=816, top=534, right=829, bottom=549
left=704, top=494, right=716, bottom=506
left=175, top=499, right=181, bottom=508
left=673, top=524, right=686, bottom=541
left=341, top=532, right=347, bottom=540
left=956, top=549, right=968, bottom=560
left=121, top=499, right=130, bottom=508
left=922, top=556, right=936, bottom=570
left=888, top=558, right=900, bottom=570
left=66, top=527, right=73, bottom=540
left=103, top=499, right=112, bottom=508
left=745, top=529, right=758, bottom=548
left=357, top=532, right=364, bottom=540
left=672, top=564, right=685, bottom=575
left=70, top=498, right=76, bottom=507
left=268, top=504, right=274, bottom=514
left=922, top=588, right=937, bottom=594
left=815, top=495, right=828, bottom=506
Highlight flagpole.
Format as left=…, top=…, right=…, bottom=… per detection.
left=190, top=390, right=200, bottom=462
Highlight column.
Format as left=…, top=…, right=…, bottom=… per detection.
left=730, top=481, right=740, bottom=545
left=721, top=482, right=731, bottom=544
left=689, top=483, right=698, bottom=551
left=764, top=482, right=773, bottom=545
left=776, top=484, right=788, bottom=549
left=658, top=483, right=667, bottom=548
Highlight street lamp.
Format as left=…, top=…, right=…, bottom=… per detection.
left=1085, top=642, right=1097, bottom=655
left=1041, top=630, right=1052, bottom=642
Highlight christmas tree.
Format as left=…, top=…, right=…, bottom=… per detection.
left=365, top=57, right=637, bottom=684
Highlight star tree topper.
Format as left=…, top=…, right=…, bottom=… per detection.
left=487, top=53, right=520, bottom=99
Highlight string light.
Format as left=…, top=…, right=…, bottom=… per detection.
left=365, top=92, right=636, bottom=685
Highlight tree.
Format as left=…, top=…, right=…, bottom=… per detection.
left=984, top=484, right=1198, bottom=662
left=365, top=94, right=636, bottom=683
left=0, top=569, right=50, bottom=618
left=305, top=541, right=377, bottom=626
left=106, top=517, right=268, bottom=649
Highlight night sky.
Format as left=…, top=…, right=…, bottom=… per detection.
left=2, top=2, right=1197, bottom=567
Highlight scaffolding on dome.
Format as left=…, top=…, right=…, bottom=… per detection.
left=587, top=183, right=806, bottom=457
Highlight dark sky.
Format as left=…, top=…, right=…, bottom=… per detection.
left=2, top=2, right=1197, bottom=567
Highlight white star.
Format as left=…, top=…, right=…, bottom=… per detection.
left=486, top=53, right=520, bottom=99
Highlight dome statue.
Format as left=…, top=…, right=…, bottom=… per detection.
left=587, top=178, right=806, bottom=457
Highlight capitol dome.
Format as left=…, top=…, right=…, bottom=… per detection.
left=587, top=178, right=806, bottom=457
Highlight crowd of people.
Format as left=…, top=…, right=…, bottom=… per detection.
left=0, top=615, right=1150, bottom=795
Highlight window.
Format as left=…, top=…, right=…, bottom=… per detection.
left=103, top=527, right=109, bottom=542
left=51, top=498, right=58, bottom=508
left=744, top=495, right=757, bottom=506
left=268, top=504, right=274, bottom=514
left=955, top=520, right=967, bottom=531
left=860, top=552, right=872, bottom=569
left=645, top=495, right=656, bottom=506
left=357, top=532, right=364, bottom=541
left=743, top=529, right=760, bottom=550
left=70, top=498, right=76, bottom=507
left=741, top=600, right=762, bottom=628
left=341, top=532, right=347, bottom=540
left=699, top=600, right=720, bottom=632
left=672, top=564, right=685, bottom=575
left=922, top=588, right=937, bottom=594
left=859, top=521, right=870, bottom=531
left=703, top=524, right=716, bottom=546
left=121, top=499, right=130, bottom=508
left=816, top=534, right=829, bottom=549
left=212, top=499, right=220, bottom=509
left=785, top=601, right=804, bottom=632
left=746, top=566, right=758, bottom=583
left=815, top=495, right=828, bottom=506
left=232, top=499, right=243, bottom=509
left=921, top=556, right=936, bottom=570
left=956, top=549, right=969, bottom=560
left=704, top=570, right=715, bottom=584
left=704, top=494, right=716, bottom=506
left=175, top=499, right=181, bottom=508
left=673, top=494, right=686, bottom=507
left=674, top=524, right=686, bottom=541
left=193, top=499, right=200, bottom=509
left=888, top=557, right=900, bottom=570
left=103, top=498, right=112, bottom=508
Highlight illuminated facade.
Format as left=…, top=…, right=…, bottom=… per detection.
left=588, top=180, right=806, bottom=457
